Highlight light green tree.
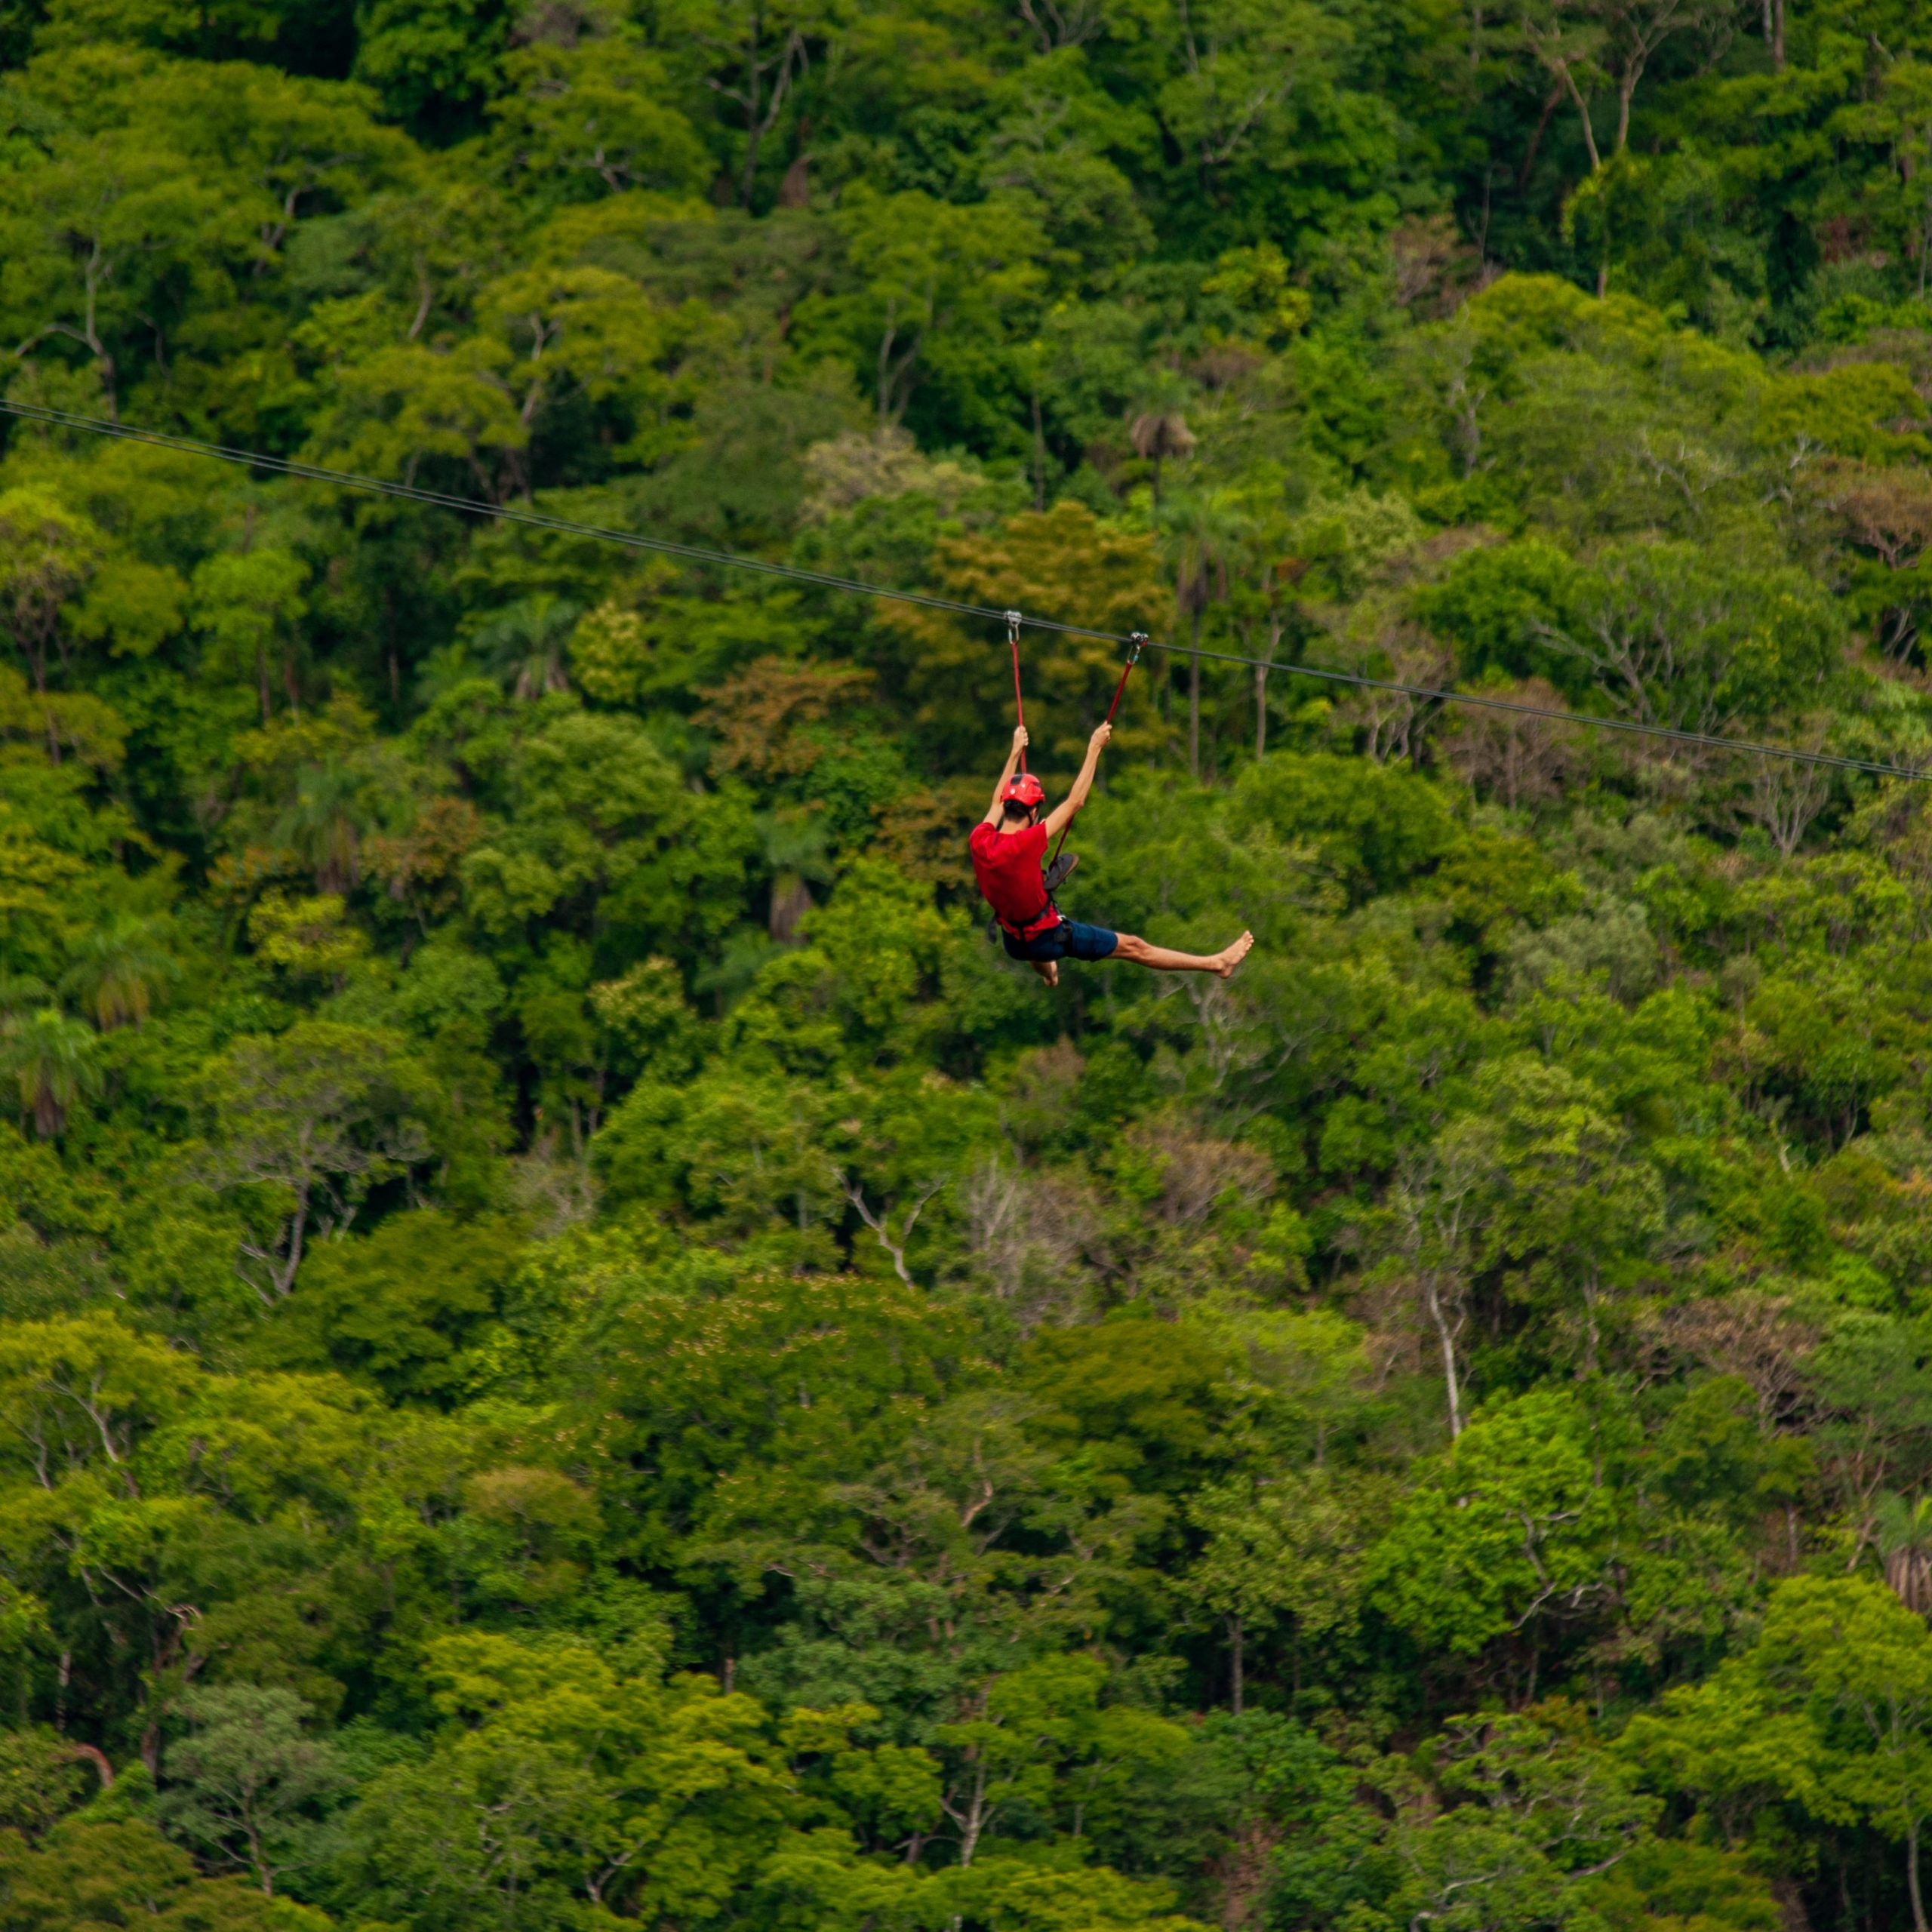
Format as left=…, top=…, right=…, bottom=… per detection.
left=196, top=1022, right=438, bottom=1302
left=931, top=1654, right=1191, bottom=1866
left=155, top=1685, right=346, bottom=1895
left=812, top=188, right=1044, bottom=422
left=485, top=38, right=708, bottom=205
left=0, top=489, right=102, bottom=696
left=1367, top=1389, right=1618, bottom=1676
left=1381, top=1709, right=1658, bottom=1932
left=192, top=549, right=311, bottom=724
left=1181, top=1466, right=1392, bottom=1710
left=1752, top=1577, right=1932, bottom=1931
left=0, top=129, right=233, bottom=417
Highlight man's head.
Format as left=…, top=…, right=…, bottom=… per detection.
left=999, top=771, right=1044, bottom=829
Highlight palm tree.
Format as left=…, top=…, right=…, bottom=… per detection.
left=759, top=808, right=835, bottom=943
left=1128, top=402, right=1195, bottom=510
left=473, top=595, right=581, bottom=700
left=694, top=929, right=784, bottom=1017
left=0, top=1008, right=102, bottom=1137
left=1878, top=1491, right=1932, bottom=1614
left=272, top=761, right=366, bottom=897
left=0, top=974, right=50, bottom=1014
left=60, top=914, right=179, bottom=1029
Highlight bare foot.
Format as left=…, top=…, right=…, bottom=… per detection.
left=1031, top=960, right=1060, bottom=988
left=1213, top=931, right=1254, bottom=979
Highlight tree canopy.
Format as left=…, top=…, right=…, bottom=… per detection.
left=10, top=2, right=1932, bottom=1927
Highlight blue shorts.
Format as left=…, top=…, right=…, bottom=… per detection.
left=1002, top=918, right=1118, bottom=963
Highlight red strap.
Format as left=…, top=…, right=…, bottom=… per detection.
left=999, top=902, right=1061, bottom=940
left=1048, top=634, right=1145, bottom=869
left=1100, top=646, right=1139, bottom=727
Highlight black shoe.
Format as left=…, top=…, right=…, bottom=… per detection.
left=1041, top=851, right=1079, bottom=894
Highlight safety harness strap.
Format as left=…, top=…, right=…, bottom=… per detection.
left=1047, top=632, right=1146, bottom=872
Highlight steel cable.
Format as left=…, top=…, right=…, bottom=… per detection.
left=1, top=396, right=1923, bottom=783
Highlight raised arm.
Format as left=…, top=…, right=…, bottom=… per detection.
left=983, top=725, right=1029, bottom=825
left=1041, top=722, right=1110, bottom=840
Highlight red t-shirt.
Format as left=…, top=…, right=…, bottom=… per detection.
left=969, top=821, right=1061, bottom=937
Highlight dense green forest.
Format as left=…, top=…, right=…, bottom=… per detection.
left=23, top=0, right=1932, bottom=1927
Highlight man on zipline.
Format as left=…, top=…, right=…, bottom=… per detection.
left=971, top=723, right=1255, bottom=988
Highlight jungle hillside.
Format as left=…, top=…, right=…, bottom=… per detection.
left=12, top=1, right=1932, bottom=1928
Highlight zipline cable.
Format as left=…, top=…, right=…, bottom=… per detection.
left=0, top=398, right=1078, bottom=622
left=1005, top=610, right=1028, bottom=777
left=0, top=396, right=1924, bottom=786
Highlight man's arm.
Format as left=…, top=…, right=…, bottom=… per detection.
left=1041, top=722, right=1110, bottom=840
left=983, top=725, right=1028, bottom=825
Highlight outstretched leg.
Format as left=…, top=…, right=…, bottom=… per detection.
left=1115, top=930, right=1254, bottom=978
left=1030, top=958, right=1060, bottom=987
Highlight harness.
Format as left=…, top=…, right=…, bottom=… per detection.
left=988, top=877, right=1063, bottom=946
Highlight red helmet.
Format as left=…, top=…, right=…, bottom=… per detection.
left=1000, top=773, right=1045, bottom=810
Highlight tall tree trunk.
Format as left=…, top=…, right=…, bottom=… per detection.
left=1909, top=1818, right=1927, bottom=1932
left=1228, top=1613, right=1244, bottom=1715
left=957, top=1764, right=987, bottom=1867
left=1615, top=75, right=1637, bottom=155
left=1561, top=64, right=1600, bottom=171
left=1424, top=1270, right=1465, bottom=1439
